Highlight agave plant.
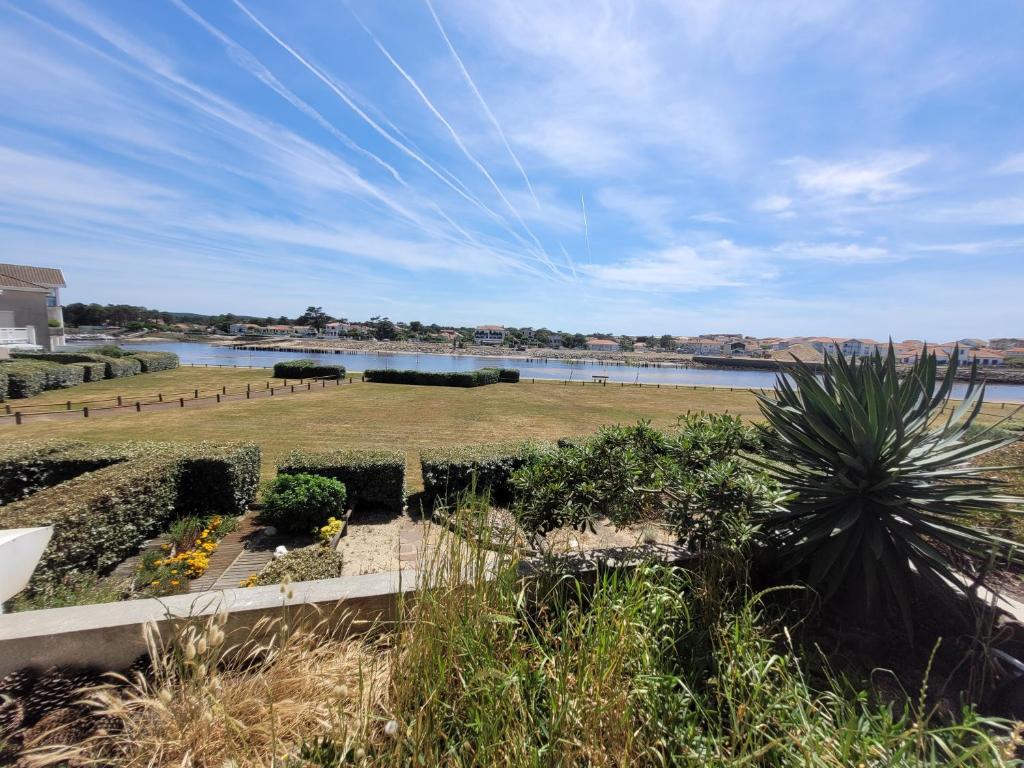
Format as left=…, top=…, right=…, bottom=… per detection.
left=756, top=343, right=1022, bottom=627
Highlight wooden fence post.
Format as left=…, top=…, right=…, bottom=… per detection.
left=66, top=401, right=71, bottom=410
left=117, top=396, right=122, bottom=407
left=194, top=389, right=199, bottom=399
left=135, top=401, right=141, bottom=412
left=159, top=393, right=163, bottom=402
left=83, top=407, right=89, bottom=418
left=15, top=412, right=22, bottom=425
left=270, top=388, right=274, bottom=396
left=216, top=394, right=221, bottom=403
left=246, top=389, right=251, bottom=399
left=180, top=398, right=185, bottom=407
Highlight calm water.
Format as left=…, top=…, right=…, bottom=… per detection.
left=103, top=341, right=1024, bottom=403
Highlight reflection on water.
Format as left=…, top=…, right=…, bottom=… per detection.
left=104, top=341, right=1024, bottom=403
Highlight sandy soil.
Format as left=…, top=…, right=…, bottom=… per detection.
left=336, top=509, right=440, bottom=576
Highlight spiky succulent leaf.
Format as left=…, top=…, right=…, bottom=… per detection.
left=755, top=343, right=1023, bottom=627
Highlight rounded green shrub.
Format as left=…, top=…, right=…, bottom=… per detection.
left=260, top=473, right=347, bottom=533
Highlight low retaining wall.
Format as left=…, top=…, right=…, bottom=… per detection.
left=0, top=543, right=691, bottom=678
left=0, top=569, right=417, bottom=678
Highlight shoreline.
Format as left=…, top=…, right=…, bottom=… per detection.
left=116, top=335, right=1024, bottom=385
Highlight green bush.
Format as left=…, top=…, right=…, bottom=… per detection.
left=278, top=449, right=406, bottom=512
left=480, top=367, right=520, bottom=383
left=81, top=344, right=131, bottom=358
left=272, top=359, right=345, bottom=379
left=9, top=350, right=140, bottom=379
left=251, top=544, right=344, bottom=586
left=0, top=359, right=81, bottom=397
left=129, top=351, right=179, bottom=372
left=95, top=354, right=141, bottom=378
left=0, top=441, right=263, bottom=593
left=421, top=441, right=553, bottom=506
left=260, top=473, right=348, bottom=533
left=0, top=367, right=8, bottom=401
left=174, top=442, right=262, bottom=516
left=11, top=351, right=99, bottom=364
left=0, top=456, right=183, bottom=591
left=68, top=361, right=106, bottom=382
left=364, top=369, right=500, bottom=387
left=0, top=439, right=137, bottom=504
left=513, top=415, right=771, bottom=545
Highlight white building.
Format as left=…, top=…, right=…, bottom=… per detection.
left=474, top=325, right=506, bottom=346
left=228, top=323, right=264, bottom=335
left=586, top=337, right=621, bottom=352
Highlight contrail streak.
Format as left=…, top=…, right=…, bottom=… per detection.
left=581, top=192, right=593, bottom=264
left=424, top=0, right=541, bottom=211
left=170, top=0, right=514, bottom=271
left=348, top=6, right=562, bottom=277
left=560, top=243, right=579, bottom=281
left=232, top=0, right=549, bottom=266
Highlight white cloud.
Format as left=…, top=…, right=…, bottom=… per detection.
left=926, top=198, right=1024, bottom=226
left=788, top=151, right=928, bottom=201
left=776, top=241, right=896, bottom=263
left=993, top=152, right=1024, bottom=175
left=581, top=240, right=771, bottom=291
left=753, top=194, right=792, bottom=213
left=595, top=188, right=679, bottom=240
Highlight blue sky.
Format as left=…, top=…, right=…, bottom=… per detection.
left=1, top=0, right=1022, bottom=339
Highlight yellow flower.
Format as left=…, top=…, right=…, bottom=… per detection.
left=170, top=579, right=179, bottom=586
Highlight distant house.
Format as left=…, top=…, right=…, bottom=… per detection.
left=696, top=340, right=726, bottom=355
left=965, top=348, right=1004, bottom=366
left=632, top=341, right=649, bottom=352
left=0, top=262, right=66, bottom=351
left=586, top=337, right=621, bottom=352
left=1004, top=348, right=1024, bottom=360
left=474, top=325, right=506, bottom=346
left=264, top=325, right=294, bottom=336
left=322, top=322, right=349, bottom=339
left=229, top=322, right=264, bottom=335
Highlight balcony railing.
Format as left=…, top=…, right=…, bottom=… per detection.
left=0, top=327, right=37, bottom=346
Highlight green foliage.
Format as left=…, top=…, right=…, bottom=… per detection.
left=420, top=440, right=552, bottom=506
left=513, top=415, right=773, bottom=550
left=272, top=359, right=345, bottom=379
left=353, top=528, right=1013, bottom=767
left=0, top=359, right=83, bottom=397
left=260, top=473, right=348, bottom=533
left=364, top=368, right=500, bottom=387
left=0, top=366, right=8, bottom=401
left=278, top=448, right=406, bottom=512
left=480, top=367, right=521, bottom=383
left=68, top=361, right=106, bottom=382
left=252, top=544, right=344, bottom=585
left=129, top=351, right=179, bottom=372
left=82, top=344, right=131, bottom=358
left=0, top=439, right=135, bottom=504
left=0, top=441, right=262, bottom=595
left=173, top=442, right=262, bottom=517
left=94, top=354, right=141, bottom=378
left=755, top=345, right=1024, bottom=628
left=0, top=456, right=183, bottom=592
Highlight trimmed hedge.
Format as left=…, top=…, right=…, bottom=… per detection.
left=278, top=448, right=406, bottom=512
left=0, top=439, right=137, bottom=504
left=272, top=359, right=346, bottom=380
left=364, top=369, right=500, bottom=387
left=420, top=440, right=553, bottom=505
left=0, top=360, right=82, bottom=398
left=480, top=367, right=520, bottom=383
left=93, top=354, right=141, bottom=378
left=130, top=351, right=179, bottom=372
left=0, top=441, right=263, bottom=593
left=0, top=367, right=7, bottom=401
left=68, top=361, right=106, bottom=383
left=0, top=456, right=183, bottom=591
left=11, top=351, right=98, bottom=364
left=9, top=351, right=140, bottom=380
left=173, top=442, right=262, bottom=516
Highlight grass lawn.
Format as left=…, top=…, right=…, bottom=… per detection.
left=2, top=371, right=763, bottom=488
left=5, top=366, right=285, bottom=411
